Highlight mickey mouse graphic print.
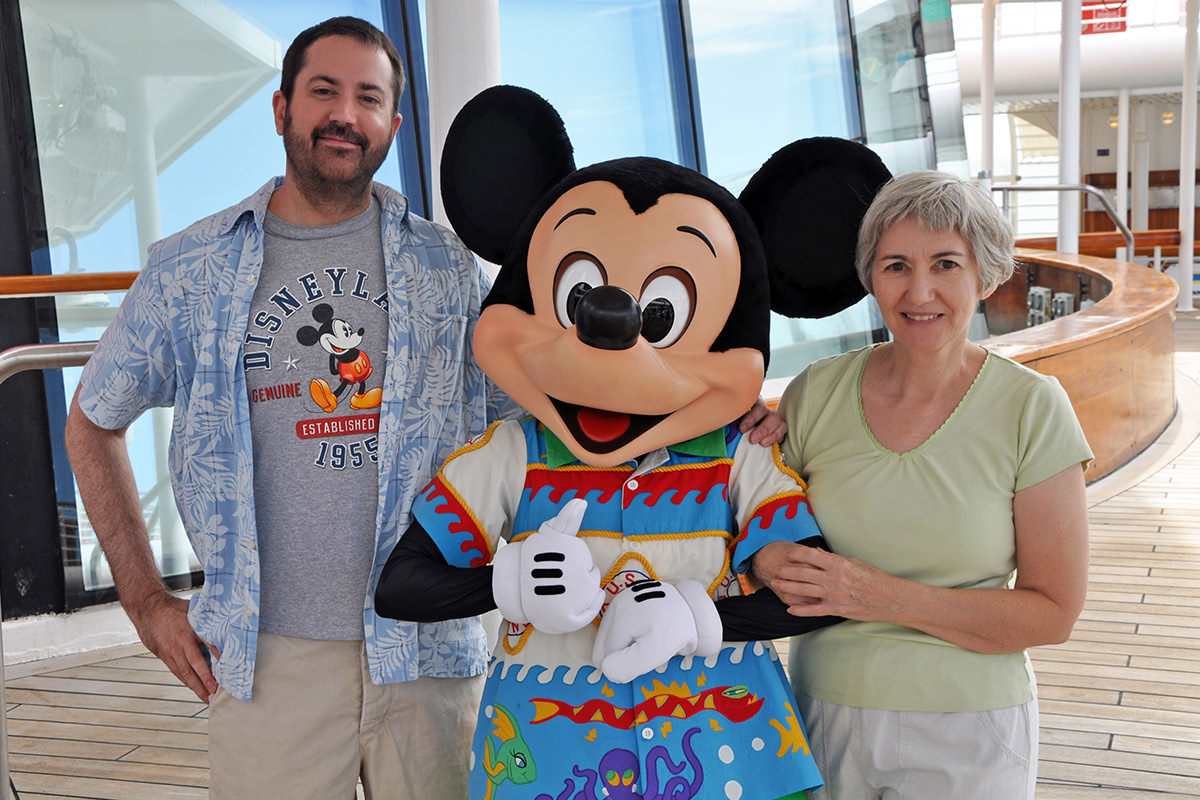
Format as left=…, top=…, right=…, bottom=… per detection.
left=245, top=197, right=389, bottom=640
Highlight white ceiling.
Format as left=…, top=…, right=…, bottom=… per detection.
left=951, top=3, right=1191, bottom=103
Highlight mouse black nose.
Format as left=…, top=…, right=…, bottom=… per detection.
left=574, top=285, right=642, bottom=350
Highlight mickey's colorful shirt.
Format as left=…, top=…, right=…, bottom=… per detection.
left=412, top=416, right=824, bottom=800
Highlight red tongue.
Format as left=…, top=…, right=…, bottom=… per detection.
left=577, top=407, right=631, bottom=443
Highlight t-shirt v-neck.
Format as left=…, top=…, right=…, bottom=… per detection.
left=857, top=345, right=990, bottom=458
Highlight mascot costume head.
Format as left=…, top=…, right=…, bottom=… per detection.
left=379, top=85, right=891, bottom=800
left=441, top=85, right=890, bottom=468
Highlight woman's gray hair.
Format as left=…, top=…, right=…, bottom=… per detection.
left=855, top=171, right=1015, bottom=295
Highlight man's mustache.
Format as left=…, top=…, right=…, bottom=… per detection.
left=311, top=122, right=367, bottom=150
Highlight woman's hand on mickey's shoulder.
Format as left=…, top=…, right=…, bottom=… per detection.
left=739, top=396, right=787, bottom=445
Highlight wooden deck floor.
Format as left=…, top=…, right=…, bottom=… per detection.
left=1030, top=309, right=1200, bottom=799
left=5, top=311, right=1200, bottom=799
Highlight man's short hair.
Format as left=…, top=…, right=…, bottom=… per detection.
left=280, top=16, right=406, bottom=116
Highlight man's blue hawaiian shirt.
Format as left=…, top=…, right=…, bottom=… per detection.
left=77, top=178, right=517, bottom=701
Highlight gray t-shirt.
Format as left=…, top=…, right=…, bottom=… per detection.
left=244, top=195, right=388, bottom=639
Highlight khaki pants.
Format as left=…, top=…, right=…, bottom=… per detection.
left=209, top=632, right=484, bottom=800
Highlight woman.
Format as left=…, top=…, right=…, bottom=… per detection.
left=755, top=170, right=1092, bottom=799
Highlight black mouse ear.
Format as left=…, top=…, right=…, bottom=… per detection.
left=739, top=137, right=891, bottom=319
left=311, top=302, right=334, bottom=323
left=440, top=85, right=576, bottom=264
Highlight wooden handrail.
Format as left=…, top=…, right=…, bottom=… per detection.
left=0, top=271, right=139, bottom=298
left=1016, top=229, right=1181, bottom=258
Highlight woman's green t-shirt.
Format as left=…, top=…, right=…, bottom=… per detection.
left=779, top=345, right=1093, bottom=712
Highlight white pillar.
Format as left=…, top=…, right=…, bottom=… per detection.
left=122, top=78, right=163, bottom=262
left=1057, top=0, right=1082, bottom=255
left=1132, top=100, right=1150, bottom=230
left=123, top=78, right=187, bottom=578
left=1179, top=0, right=1197, bottom=310
left=1116, top=88, right=1129, bottom=226
left=979, top=0, right=996, bottom=190
left=426, top=0, right=501, bottom=227
left=427, top=10, right=506, bottom=654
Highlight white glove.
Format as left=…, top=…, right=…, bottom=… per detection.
left=491, top=498, right=604, bottom=635
left=591, top=578, right=722, bottom=684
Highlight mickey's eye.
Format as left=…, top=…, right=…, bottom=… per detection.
left=554, top=253, right=606, bottom=328
left=639, top=268, right=695, bottom=348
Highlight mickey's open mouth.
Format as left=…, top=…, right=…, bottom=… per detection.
left=548, top=398, right=668, bottom=454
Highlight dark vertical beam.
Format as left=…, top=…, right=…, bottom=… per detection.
left=837, top=0, right=867, bottom=142
left=382, top=0, right=433, bottom=218
left=662, top=0, right=705, bottom=174
left=0, top=1, right=67, bottom=618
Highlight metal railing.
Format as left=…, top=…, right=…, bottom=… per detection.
left=991, top=182, right=1136, bottom=259
left=0, top=272, right=132, bottom=800
left=0, top=342, right=100, bottom=800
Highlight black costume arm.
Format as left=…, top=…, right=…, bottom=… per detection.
left=375, top=524, right=844, bottom=638
left=716, top=536, right=843, bottom=640
left=374, top=520, right=497, bottom=622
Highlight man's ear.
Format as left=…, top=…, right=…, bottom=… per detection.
left=739, top=137, right=891, bottom=320
left=272, top=90, right=287, bottom=136
left=440, top=86, right=576, bottom=265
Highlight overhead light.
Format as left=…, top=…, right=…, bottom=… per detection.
left=1108, top=113, right=1118, bottom=128
left=1162, top=110, right=1175, bottom=125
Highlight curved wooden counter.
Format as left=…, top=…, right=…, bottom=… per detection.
left=982, top=249, right=1179, bottom=482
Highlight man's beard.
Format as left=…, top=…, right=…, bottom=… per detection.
left=282, top=112, right=392, bottom=205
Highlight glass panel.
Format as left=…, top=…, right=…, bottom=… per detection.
left=19, top=0, right=395, bottom=599
left=765, top=296, right=888, bottom=381
left=920, top=0, right=970, bottom=176
left=690, top=0, right=860, bottom=189
left=496, top=0, right=681, bottom=166
left=850, top=0, right=937, bottom=174
left=689, top=0, right=886, bottom=381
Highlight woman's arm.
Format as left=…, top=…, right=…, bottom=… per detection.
left=752, top=463, right=1088, bottom=654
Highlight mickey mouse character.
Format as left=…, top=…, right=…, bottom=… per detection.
left=295, top=302, right=382, bottom=412
left=376, top=86, right=890, bottom=800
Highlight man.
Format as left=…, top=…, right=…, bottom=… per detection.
left=64, top=15, right=784, bottom=799
left=65, top=17, right=511, bottom=798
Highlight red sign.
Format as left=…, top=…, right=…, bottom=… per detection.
left=1082, top=0, right=1126, bottom=34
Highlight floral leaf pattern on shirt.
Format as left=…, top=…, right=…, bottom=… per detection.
left=78, top=177, right=517, bottom=700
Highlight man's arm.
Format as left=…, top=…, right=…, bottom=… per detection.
left=64, top=391, right=218, bottom=702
